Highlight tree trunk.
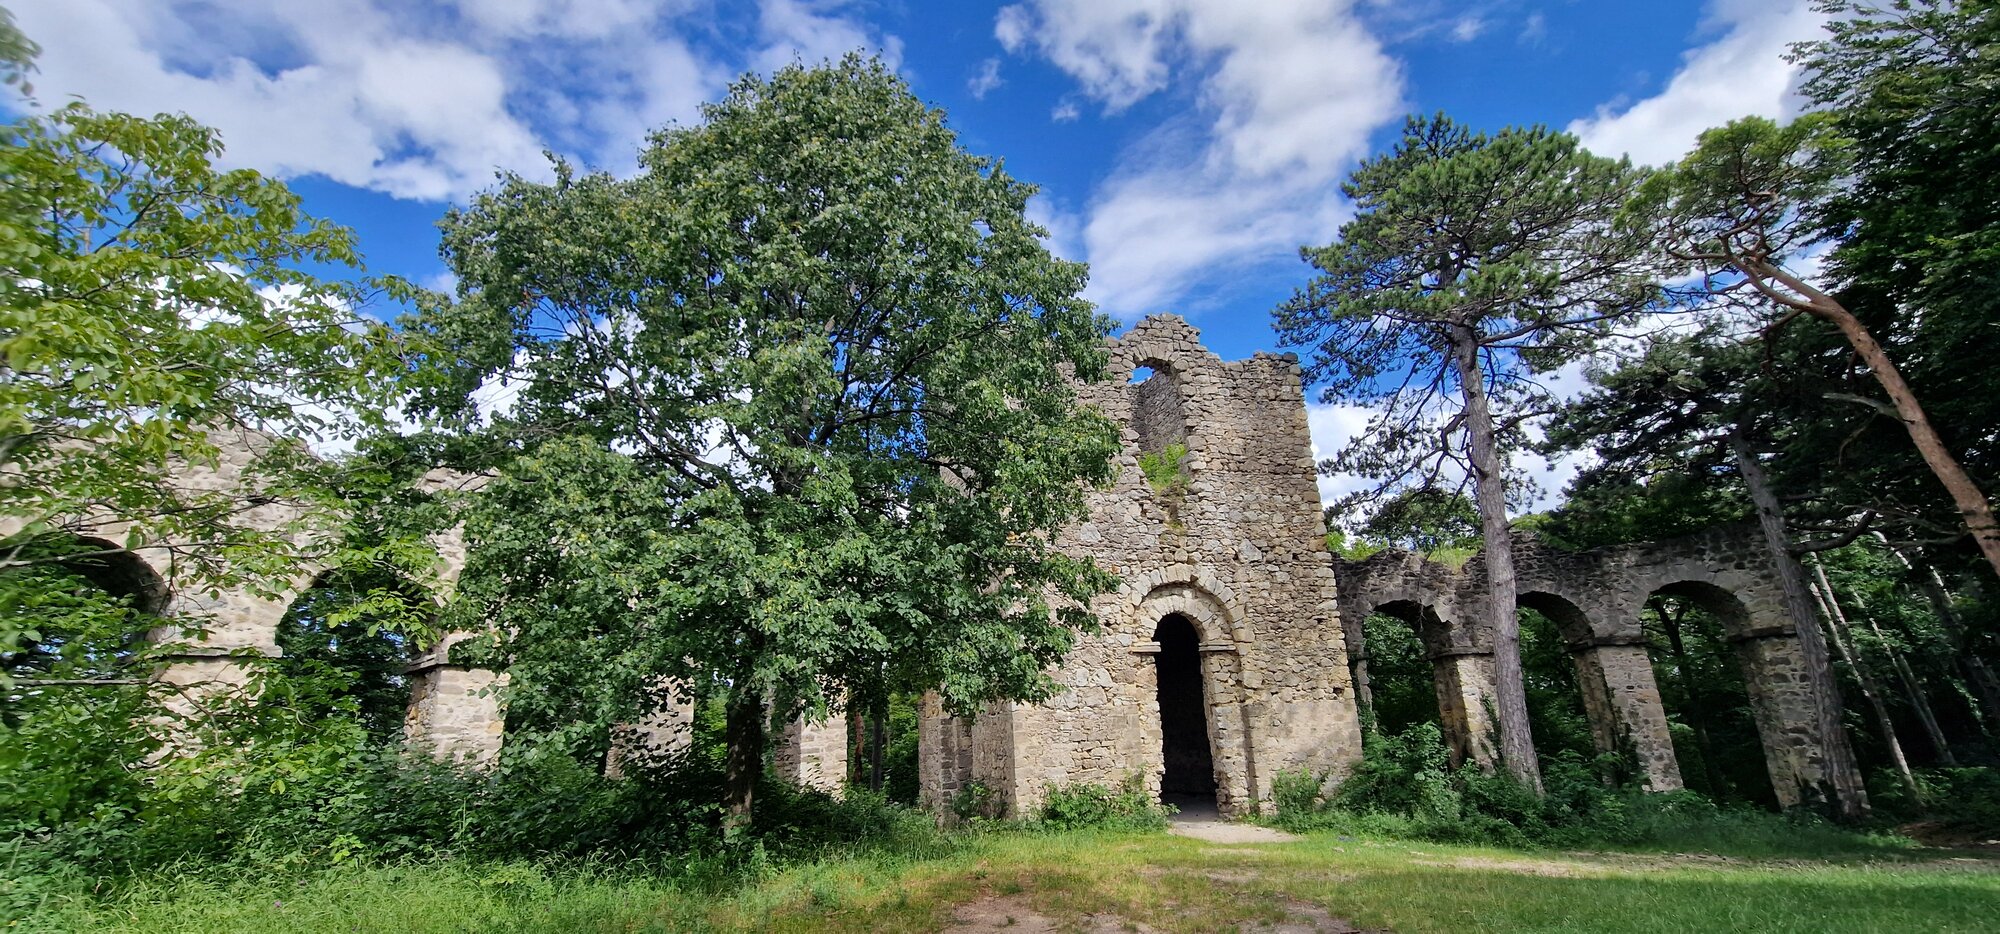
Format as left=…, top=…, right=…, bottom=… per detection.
left=848, top=705, right=867, bottom=788
left=1843, top=585, right=1956, bottom=766
left=1654, top=596, right=1726, bottom=799
left=1794, top=286, right=2000, bottom=581
left=1732, top=428, right=1868, bottom=818
left=1879, top=537, right=2000, bottom=732
left=1808, top=560, right=1922, bottom=804
left=722, top=688, right=766, bottom=836
left=870, top=696, right=887, bottom=794
left=1450, top=325, right=1541, bottom=791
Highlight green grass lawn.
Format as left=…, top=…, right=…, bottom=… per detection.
left=25, top=828, right=2000, bottom=933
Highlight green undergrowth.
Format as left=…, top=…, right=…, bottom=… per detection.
left=1267, top=724, right=1923, bottom=860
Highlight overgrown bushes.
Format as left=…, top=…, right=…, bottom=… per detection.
left=1036, top=774, right=1175, bottom=831
left=1271, top=723, right=1914, bottom=856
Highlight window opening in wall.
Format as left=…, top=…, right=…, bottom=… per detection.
left=1153, top=613, right=1217, bottom=809
left=1129, top=365, right=1155, bottom=384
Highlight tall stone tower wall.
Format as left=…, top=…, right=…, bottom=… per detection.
left=920, top=315, right=1365, bottom=818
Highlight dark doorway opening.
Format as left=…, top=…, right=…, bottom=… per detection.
left=1154, top=613, right=1217, bottom=807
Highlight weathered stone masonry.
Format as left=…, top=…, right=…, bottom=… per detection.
left=84, top=320, right=1840, bottom=815
left=1337, top=526, right=1845, bottom=807
left=918, top=315, right=1366, bottom=818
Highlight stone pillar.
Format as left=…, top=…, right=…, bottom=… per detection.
left=1571, top=640, right=1684, bottom=791
left=605, top=692, right=696, bottom=778
left=917, top=692, right=974, bottom=813
left=1199, top=644, right=1258, bottom=817
left=150, top=583, right=287, bottom=726
left=404, top=632, right=506, bottom=765
left=1429, top=649, right=1498, bottom=769
left=773, top=713, right=848, bottom=793
left=1734, top=628, right=1829, bottom=809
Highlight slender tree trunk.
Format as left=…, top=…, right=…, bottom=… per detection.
left=1654, top=597, right=1727, bottom=798
left=1732, top=428, right=1868, bottom=818
left=1878, top=537, right=2000, bottom=731
left=870, top=696, right=886, bottom=794
left=1450, top=325, right=1540, bottom=791
left=1774, top=276, right=2000, bottom=580
left=1808, top=560, right=1921, bottom=803
left=722, top=688, right=766, bottom=836
left=1843, top=585, right=1956, bottom=766
left=848, top=705, right=867, bottom=788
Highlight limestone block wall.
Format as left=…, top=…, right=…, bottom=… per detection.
left=920, top=315, right=1364, bottom=819
left=1335, top=525, right=1860, bottom=807
left=33, top=428, right=507, bottom=764
left=773, top=714, right=850, bottom=793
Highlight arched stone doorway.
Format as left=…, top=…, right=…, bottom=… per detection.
left=1153, top=612, right=1216, bottom=808
left=1517, top=590, right=1683, bottom=792
left=1645, top=578, right=1816, bottom=807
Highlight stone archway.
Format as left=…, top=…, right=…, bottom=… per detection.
left=1518, top=590, right=1683, bottom=791
left=1132, top=580, right=1257, bottom=816
left=1644, top=578, right=1822, bottom=807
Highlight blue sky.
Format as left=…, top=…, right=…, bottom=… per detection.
left=16, top=0, right=1827, bottom=503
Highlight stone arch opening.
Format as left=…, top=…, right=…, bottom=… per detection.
left=2, top=538, right=169, bottom=688
left=1129, top=357, right=1187, bottom=456
left=276, top=566, right=431, bottom=741
left=1514, top=591, right=1608, bottom=764
left=1152, top=612, right=1217, bottom=807
left=1354, top=600, right=1445, bottom=735
left=1516, top=590, right=1682, bottom=790
left=1643, top=579, right=1781, bottom=807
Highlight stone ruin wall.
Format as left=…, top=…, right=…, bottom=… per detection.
left=918, top=315, right=1365, bottom=818
left=1337, top=525, right=1846, bottom=808
left=63, top=323, right=1840, bottom=815
left=34, top=427, right=510, bottom=765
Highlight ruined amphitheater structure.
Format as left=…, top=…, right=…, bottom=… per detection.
left=75, top=315, right=1841, bottom=813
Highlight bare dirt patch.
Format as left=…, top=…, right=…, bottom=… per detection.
left=941, top=894, right=1160, bottom=934
left=1167, top=821, right=1301, bottom=844
left=1244, top=898, right=1387, bottom=933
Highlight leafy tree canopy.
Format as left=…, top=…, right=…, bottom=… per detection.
left=399, top=57, right=1121, bottom=819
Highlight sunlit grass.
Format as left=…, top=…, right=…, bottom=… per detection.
left=25, top=827, right=2000, bottom=933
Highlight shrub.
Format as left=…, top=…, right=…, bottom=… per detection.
left=1037, top=774, right=1173, bottom=831
left=950, top=780, right=1002, bottom=823
left=1269, top=722, right=1905, bottom=856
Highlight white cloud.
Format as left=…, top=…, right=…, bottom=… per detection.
left=1051, top=99, right=1082, bottom=122
left=1450, top=16, right=1485, bottom=43
left=996, top=1, right=1403, bottom=319
left=13, top=0, right=893, bottom=203
left=1568, top=0, right=1824, bottom=167
left=1306, top=401, right=1376, bottom=505
left=1519, top=11, right=1547, bottom=45
left=969, top=57, right=1004, bottom=99
left=752, top=0, right=904, bottom=75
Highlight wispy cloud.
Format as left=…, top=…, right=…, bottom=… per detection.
left=994, top=0, right=1404, bottom=320
left=968, top=57, right=1004, bottom=99
left=1568, top=0, right=1823, bottom=167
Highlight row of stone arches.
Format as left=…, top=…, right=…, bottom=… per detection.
left=3, top=533, right=503, bottom=762
left=1336, top=527, right=1837, bottom=808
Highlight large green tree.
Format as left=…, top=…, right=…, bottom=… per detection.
left=1631, top=112, right=2000, bottom=581
left=1276, top=114, right=1660, bottom=789
left=404, top=58, right=1120, bottom=826
left=0, top=21, right=410, bottom=670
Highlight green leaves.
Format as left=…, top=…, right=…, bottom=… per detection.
left=0, top=98, right=416, bottom=594
left=1277, top=112, right=1660, bottom=510
left=408, top=58, right=1120, bottom=790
